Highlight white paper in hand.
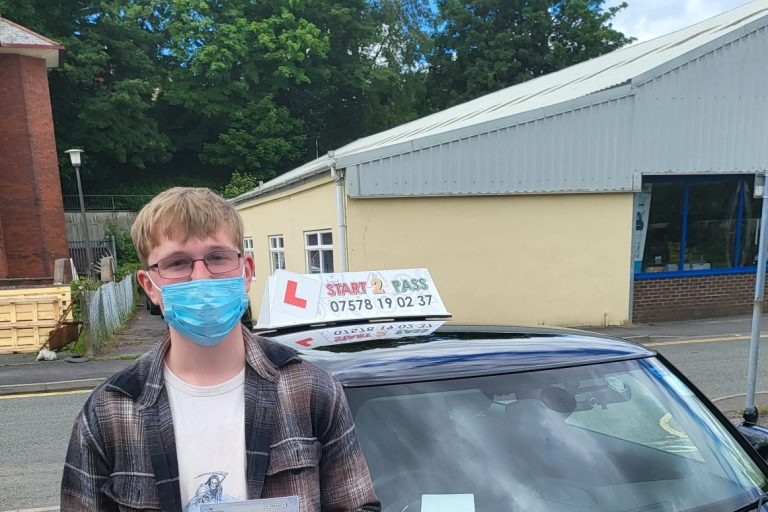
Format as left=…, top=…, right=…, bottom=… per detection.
left=199, top=496, right=299, bottom=512
left=421, top=494, right=475, bottom=512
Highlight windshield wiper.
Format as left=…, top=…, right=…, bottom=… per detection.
left=734, top=491, right=768, bottom=511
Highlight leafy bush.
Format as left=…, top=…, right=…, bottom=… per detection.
left=116, top=262, right=142, bottom=282
left=104, top=220, right=139, bottom=264
left=69, top=278, right=100, bottom=322
left=220, top=170, right=259, bottom=199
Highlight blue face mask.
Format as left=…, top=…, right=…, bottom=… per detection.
left=157, top=276, right=249, bottom=347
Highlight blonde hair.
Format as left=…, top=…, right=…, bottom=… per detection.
left=131, top=187, right=244, bottom=266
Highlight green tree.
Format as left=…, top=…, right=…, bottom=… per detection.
left=5, top=1, right=628, bottom=194
left=220, top=170, right=260, bottom=199
left=159, top=0, right=434, bottom=178
left=548, top=1, right=632, bottom=68
left=161, top=1, right=331, bottom=180
left=355, top=0, right=435, bottom=134
left=0, top=1, right=173, bottom=191
left=425, top=0, right=632, bottom=111
left=264, top=0, right=433, bottom=158
left=0, top=0, right=437, bottom=192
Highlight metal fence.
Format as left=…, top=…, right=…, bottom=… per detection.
left=82, top=274, right=135, bottom=354
left=63, top=195, right=153, bottom=212
left=69, top=236, right=117, bottom=277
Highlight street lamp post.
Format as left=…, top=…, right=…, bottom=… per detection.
left=65, top=149, right=93, bottom=278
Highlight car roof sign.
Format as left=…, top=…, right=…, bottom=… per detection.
left=256, top=268, right=451, bottom=330
left=272, top=320, right=447, bottom=350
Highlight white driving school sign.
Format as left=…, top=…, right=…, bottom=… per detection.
left=256, top=268, right=450, bottom=330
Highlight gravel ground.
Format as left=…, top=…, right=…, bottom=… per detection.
left=96, top=300, right=167, bottom=358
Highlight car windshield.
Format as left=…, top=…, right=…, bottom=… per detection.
left=345, top=357, right=768, bottom=512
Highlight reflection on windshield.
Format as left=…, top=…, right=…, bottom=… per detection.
left=345, top=358, right=767, bottom=512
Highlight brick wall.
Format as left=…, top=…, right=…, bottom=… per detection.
left=0, top=217, right=7, bottom=278
left=633, top=273, right=764, bottom=322
left=0, top=54, right=69, bottom=279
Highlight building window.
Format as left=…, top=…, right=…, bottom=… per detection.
left=305, top=230, right=333, bottom=274
left=243, top=237, right=254, bottom=256
left=269, top=235, right=285, bottom=273
left=636, top=175, right=760, bottom=278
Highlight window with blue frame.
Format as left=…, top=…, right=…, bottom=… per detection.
left=637, top=175, right=761, bottom=279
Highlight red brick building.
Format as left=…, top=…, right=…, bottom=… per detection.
left=0, top=18, right=68, bottom=284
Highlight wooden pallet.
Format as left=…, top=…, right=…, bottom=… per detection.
left=0, top=286, right=72, bottom=354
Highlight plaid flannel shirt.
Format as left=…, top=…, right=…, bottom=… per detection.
left=61, top=327, right=381, bottom=512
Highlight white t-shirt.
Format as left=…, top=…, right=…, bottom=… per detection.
left=164, top=365, right=248, bottom=512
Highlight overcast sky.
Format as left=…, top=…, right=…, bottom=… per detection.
left=606, top=0, right=752, bottom=42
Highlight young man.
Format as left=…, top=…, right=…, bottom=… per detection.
left=61, top=187, right=380, bottom=512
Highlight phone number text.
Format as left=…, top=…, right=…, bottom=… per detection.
left=328, top=294, right=433, bottom=313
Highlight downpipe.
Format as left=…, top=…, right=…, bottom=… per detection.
left=329, top=151, right=348, bottom=272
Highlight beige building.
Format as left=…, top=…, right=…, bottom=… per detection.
left=236, top=171, right=632, bottom=327
left=235, top=3, right=768, bottom=327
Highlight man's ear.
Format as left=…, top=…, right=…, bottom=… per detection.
left=243, top=254, right=255, bottom=293
left=136, top=269, right=161, bottom=306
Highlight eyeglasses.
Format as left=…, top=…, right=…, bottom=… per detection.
left=148, top=250, right=242, bottom=279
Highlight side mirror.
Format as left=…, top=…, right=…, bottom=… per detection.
left=737, top=422, right=768, bottom=460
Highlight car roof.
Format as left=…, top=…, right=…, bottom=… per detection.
left=263, top=322, right=656, bottom=387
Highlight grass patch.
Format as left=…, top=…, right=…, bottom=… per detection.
left=65, top=334, right=89, bottom=357
left=99, top=354, right=141, bottom=361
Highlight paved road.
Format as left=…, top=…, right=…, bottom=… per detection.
left=0, top=391, right=88, bottom=511
left=650, top=337, right=768, bottom=401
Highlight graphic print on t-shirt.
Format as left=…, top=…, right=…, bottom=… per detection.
left=164, top=365, right=248, bottom=511
left=185, top=471, right=240, bottom=512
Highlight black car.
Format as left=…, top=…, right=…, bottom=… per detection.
left=145, top=292, right=162, bottom=316
left=258, top=319, right=768, bottom=512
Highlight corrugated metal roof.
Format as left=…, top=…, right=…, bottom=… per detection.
left=335, top=0, right=767, bottom=163
left=0, top=17, right=63, bottom=67
left=235, top=0, right=768, bottom=202
left=347, top=95, right=639, bottom=196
